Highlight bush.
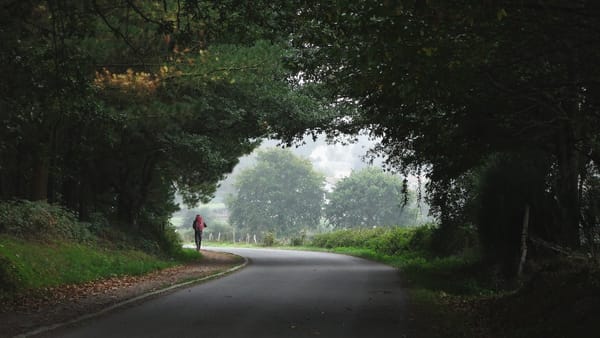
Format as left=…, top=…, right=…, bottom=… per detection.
left=159, top=225, right=183, bottom=257
left=0, top=200, right=91, bottom=242
left=372, top=228, right=412, bottom=255
left=263, top=232, right=275, bottom=247
left=408, top=224, right=435, bottom=251
left=430, top=223, right=478, bottom=256
left=290, top=231, right=307, bottom=246
left=311, top=226, right=433, bottom=256
left=311, top=225, right=436, bottom=256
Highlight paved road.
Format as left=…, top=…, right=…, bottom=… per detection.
left=46, top=248, right=413, bottom=338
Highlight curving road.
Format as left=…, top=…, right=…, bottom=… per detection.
left=45, top=248, right=413, bottom=338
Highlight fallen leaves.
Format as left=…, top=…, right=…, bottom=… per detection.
left=0, top=250, right=241, bottom=338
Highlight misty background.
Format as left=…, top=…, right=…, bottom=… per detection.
left=171, top=133, right=432, bottom=242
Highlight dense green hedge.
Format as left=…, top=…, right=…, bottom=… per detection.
left=311, top=225, right=435, bottom=256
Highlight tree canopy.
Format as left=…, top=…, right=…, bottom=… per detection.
left=285, top=0, right=600, bottom=272
left=226, top=148, right=325, bottom=238
left=325, top=168, right=418, bottom=228
left=0, top=1, right=330, bottom=239
left=2, top=1, right=599, bottom=274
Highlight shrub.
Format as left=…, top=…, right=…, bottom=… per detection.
left=159, top=225, right=183, bottom=257
left=372, top=228, right=412, bottom=255
left=263, top=232, right=275, bottom=247
left=430, top=223, right=478, bottom=257
left=291, top=231, right=307, bottom=246
left=407, top=224, right=435, bottom=252
left=311, top=226, right=438, bottom=256
left=0, top=200, right=91, bottom=242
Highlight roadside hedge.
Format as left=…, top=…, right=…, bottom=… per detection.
left=311, top=225, right=436, bottom=256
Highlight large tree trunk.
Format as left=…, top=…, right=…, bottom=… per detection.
left=117, top=193, right=135, bottom=227
left=31, top=155, right=49, bottom=201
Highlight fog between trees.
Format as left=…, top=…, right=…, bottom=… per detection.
left=175, top=139, right=429, bottom=243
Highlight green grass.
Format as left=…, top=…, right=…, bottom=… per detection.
left=0, top=235, right=202, bottom=295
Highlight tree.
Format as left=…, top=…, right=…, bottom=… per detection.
left=325, top=168, right=417, bottom=228
left=0, top=1, right=331, bottom=240
left=226, top=148, right=325, bottom=238
left=287, top=1, right=600, bottom=270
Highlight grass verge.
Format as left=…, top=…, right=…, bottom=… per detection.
left=0, top=235, right=201, bottom=297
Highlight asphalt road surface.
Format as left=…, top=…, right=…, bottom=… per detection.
left=46, top=248, right=413, bottom=338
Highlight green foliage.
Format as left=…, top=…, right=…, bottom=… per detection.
left=429, top=223, right=479, bottom=257
left=0, top=200, right=93, bottom=242
left=311, top=226, right=435, bottom=256
left=157, top=225, right=184, bottom=258
left=227, top=148, right=325, bottom=238
left=262, top=232, right=275, bottom=247
left=408, top=225, right=435, bottom=252
left=290, top=0, right=600, bottom=261
left=325, top=168, right=418, bottom=228
left=0, top=236, right=180, bottom=295
left=476, top=152, right=550, bottom=276
left=0, top=254, right=20, bottom=293
left=290, top=231, right=307, bottom=246
left=484, top=261, right=600, bottom=337
left=310, top=227, right=488, bottom=295
left=0, top=200, right=197, bottom=266
left=169, top=247, right=203, bottom=264
left=0, top=1, right=331, bottom=246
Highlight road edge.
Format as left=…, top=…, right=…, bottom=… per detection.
left=13, top=253, right=249, bottom=338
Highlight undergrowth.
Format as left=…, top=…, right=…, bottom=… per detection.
left=309, top=227, right=498, bottom=337
left=310, top=227, right=600, bottom=337
left=0, top=200, right=201, bottom=297
left=0, top=235, right=203, bottom=296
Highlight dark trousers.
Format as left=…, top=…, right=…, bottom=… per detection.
left=194, top=230, right=203, bottom=250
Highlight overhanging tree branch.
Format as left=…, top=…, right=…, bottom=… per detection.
left=92, top=0, right=146, bottom=67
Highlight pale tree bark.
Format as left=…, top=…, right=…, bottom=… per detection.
left=517, top=204, right=530, bottom=278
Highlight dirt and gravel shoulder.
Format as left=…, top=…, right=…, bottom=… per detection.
left=0, top=250, right=244, bottom=338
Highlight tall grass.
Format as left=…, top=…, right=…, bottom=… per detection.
left=0, top=200, right=202, bottom=296
left=0, top=236, right=202, bottom=294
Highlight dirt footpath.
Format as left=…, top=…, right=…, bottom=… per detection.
left=0, top=250, right=243, bottom=338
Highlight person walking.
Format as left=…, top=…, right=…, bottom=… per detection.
left=192, top=214, right=207, bottom=251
